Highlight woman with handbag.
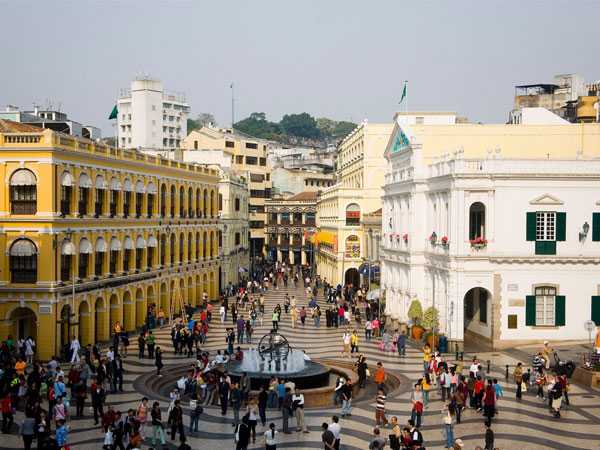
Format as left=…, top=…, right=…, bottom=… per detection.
left=410, top=383, right=424, bottom=428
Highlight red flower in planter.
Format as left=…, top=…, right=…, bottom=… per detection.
left=403, top=233, right=408, bottom=243
left=441, top=236, right=449, bottom=245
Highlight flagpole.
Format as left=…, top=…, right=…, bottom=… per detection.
left=231, top=83, right=235, bottom=129
left=405, top=80, right=408, bottom=114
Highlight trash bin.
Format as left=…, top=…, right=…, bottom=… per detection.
left=439, top=335, right=448, bottom=353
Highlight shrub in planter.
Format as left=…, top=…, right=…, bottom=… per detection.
left=408, top=299, right=424, bottom=339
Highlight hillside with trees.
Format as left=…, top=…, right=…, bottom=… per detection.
left=188, top=112, right=356, bottom=147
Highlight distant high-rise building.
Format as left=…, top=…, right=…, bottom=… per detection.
left=117, top=77, right=189, bottom=150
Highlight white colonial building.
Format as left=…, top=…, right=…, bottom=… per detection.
left=381, top=112, right=600, bottom=350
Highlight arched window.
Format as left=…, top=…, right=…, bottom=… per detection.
left=179, top=233, right=184, bottom=263
left=203, top=231, right=208, bottom=259
left=195, top=232, right=200, bottom=260
left=188, top=187, right=193, bottom=218
left=211, top=190, right=216, bottom=218
left=196, top=188, right=201, bottom=218
left=135, top=236, right=146, bottom=270
left=10, top=239, right=38, bottom=283
left=187, top=232, right=192, bottom=262
left=345, top=235, right=361, bottom=258
left=10, top=169, right=37, bottom=215
left=94, top=175, right=106, bottom=217
left=109, top=177, right=121, bottom=217
left=95, top=237, right=107, bottom=276
left=345, top=203, right=361, bottom=226
left=469, top=202, right=486, bottom=240
left=60, top=172, right=73, bottom=216
left=123, top=178, right=132, bottom=217
left=147, top=182, right=156, bottom=218
left=109, top=237, right=121, bottom=274
left=61, top=239, right=75, bottom=282
left=147, top=235, right=157, bottom=268
left=135, top=180, right=145, bottom=218
left=179, top=186, right=185, bottom=217
left=160, top=234, right=166, bottom=266
left=203, top=189, right=208, bottom=218
left=170, top=185, right=176, bottom=218
left=169, top=234, right=175, bottom=265
left=160, top=184, right=167, bottom=218
left=123, top=236, right=133, bottom=272
left=78, top=238, right=93, bottom=279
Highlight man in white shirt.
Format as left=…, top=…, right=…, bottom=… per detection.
left=329, top=415, right=341, bottom=450
left=292, top=389, right=308, bottom=433
left=70, top=337, right=81, bottom=363
left=469, top=358, right=480, bottom=378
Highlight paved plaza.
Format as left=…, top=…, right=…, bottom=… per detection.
left=5, top=284, right=600, bottom=450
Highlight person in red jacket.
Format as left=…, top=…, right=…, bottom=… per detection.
left=474, top=376, right=485, bottom=412
left=1, top=393, right=13, bottom=433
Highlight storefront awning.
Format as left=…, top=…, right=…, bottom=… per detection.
left=312, top=231, right=337, bottom=247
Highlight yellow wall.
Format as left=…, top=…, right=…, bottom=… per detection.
left=0, top=127, right=222, bottom=360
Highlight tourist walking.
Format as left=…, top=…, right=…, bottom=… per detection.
left=329, top=415, right=341, bottom=450
left=247, top=398, right=259, bottom=443
left=513, top=362, right=524, bottom=400
left=155, top=346, right=163, bottom=376
left=410, top=384, right=424, bottom=428
left=442, top=404, right=455, bottom=450
left=368, top=427, right=386, bottom=449
left=340, top=379, right=352, bottom=417
left=482, top=379, right=496, bottom=424
left=375, top=388, right=388, bottom=427
left=341, top=331, right=351, bottom=358
left=151, top=401, right=166, bottom=447
left=235, top=415, right=251, bottom=450
left=321, top=423, right=336, bottom=450
left=168, top=399, right=185, bottom=442
left=264, top=422, right=279, bottom=450
left=281, top=387, right=293, bottom=433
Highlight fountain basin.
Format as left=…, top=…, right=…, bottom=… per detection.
left=226, top=358, right=330, bottom=390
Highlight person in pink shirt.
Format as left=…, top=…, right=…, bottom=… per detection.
left=372, top=318, right=380, bottom=337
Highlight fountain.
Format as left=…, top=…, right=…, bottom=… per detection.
left=226, top=330, right=330, bottom=389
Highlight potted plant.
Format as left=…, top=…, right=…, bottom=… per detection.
left=422, top=306, right=440, bottom=348
left=403, top=233, right=408, bottom=244
left=428, top=232, right=437, bottom=245
left=440, top=236, right=449, bottom=248
left=408, top=299, right=424, bottom=340
left=470, top=236, right=487, bottom=249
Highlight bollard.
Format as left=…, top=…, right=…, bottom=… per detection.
left=505, top=364, right=509, bottom=380
left=487, top=360, right=491, bottom=373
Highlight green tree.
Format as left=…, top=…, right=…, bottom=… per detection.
left=332, top=121, right=357, bottom=140
left=234, top=112, right=281, bottom=139
left=280, top=113, right=321, bottom=139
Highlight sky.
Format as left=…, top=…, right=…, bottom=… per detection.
left=2, top=0, right=599, bottom=135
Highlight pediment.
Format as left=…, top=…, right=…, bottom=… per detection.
left=529, top=194, right=564, bottom=205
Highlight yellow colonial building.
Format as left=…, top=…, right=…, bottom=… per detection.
left=315, top=121, right=392, bottom=287
left=0, top=120, right=221, bottom=360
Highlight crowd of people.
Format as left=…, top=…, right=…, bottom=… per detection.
left=0, top=257, right=577, bottom=450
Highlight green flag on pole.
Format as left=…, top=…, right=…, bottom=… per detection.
left=108, top=105, right=118, bottom=120
left=398, top=81, right=407, bottom=104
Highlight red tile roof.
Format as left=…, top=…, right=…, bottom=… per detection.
left=287, top=191, right=318, bottom=201
left=0, top=119, right=44, bottom=133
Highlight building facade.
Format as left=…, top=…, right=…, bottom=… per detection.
left=265, top=192, right=317, bottom=265
left=0, top=120, right=220, bottom=360
left=117, top=77, right=189, bottom=150
left=315, top=122, right=393, bottom=287
left=381, top=112, right=600, bottom=350
left=218, top=169, right=250, bottom=288
left=271, top=167, right=335, bottom=195
left=182, top=127, right=272, bottom=262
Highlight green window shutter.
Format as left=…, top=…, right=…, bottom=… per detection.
left=556, top=212, right=566, bottom=241
left=592, top=296, right=600, bottom=326
left=525, top=295, right=536, bottom=326
left=593, top=213, right=600, bottom=242
left=526, top=212, right=536, bottom=241
left=535, top=240, right=556, bottom=255
left=555, top=295, right=565, bottom=326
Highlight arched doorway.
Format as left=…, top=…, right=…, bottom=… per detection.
left=202, top=274, right=208, bottom=303
left=123, top=291, right=135, bottom=331
left=95, top=297, right=107, bottom=343
left=135, top=288, right=146, bottom=328
left=187, top=276, right=194, bottom=306
left=180, top=279, right=186, bottom=304
left=160, top=283, right=168, bottom=313
left=59, top=305, right=72, bottom=356
left=209, top=271, right=215, bottom=300
left=10, top=307, right=37, bottom=341
left=345, top=268, right=360, bottom=288
left=195, top=275, right=201, bottom=304
left=109, top=294, right=121, bottom=335
left=463, top=287, right=492, bottom=350
left=78, top=301, right=92, bottom=346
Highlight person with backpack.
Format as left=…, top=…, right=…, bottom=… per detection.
left=408, top=419, right=424, bottom=449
